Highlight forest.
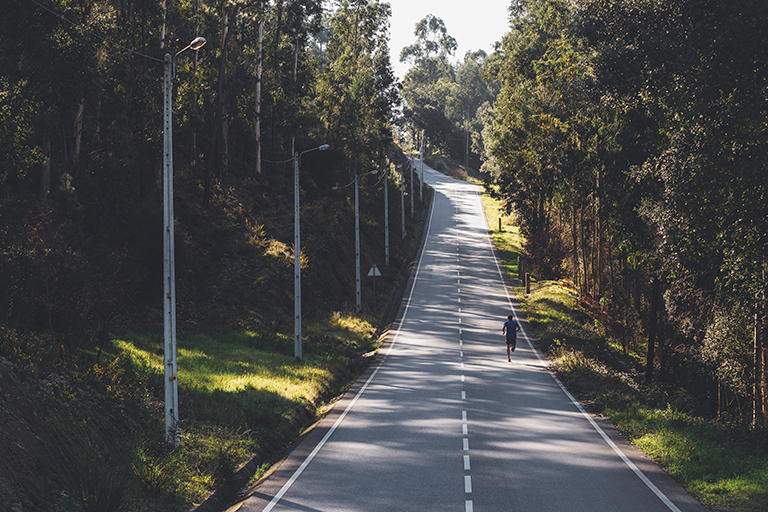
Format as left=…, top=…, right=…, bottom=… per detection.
left=1, top=0, right=767, bottom=507
left=0, top=0, right=419, bottom=508
left=388, top=0, right=768, bottom=425
left=478, top=0, right=768, bottom=424
left=0, top=0, right=406, bottom=345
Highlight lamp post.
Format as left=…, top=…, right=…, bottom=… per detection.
left=384, top=166, right=389, bottom=266
left=398, top=164, right=405, bottom=239
left=355, top=169, right=378, bottom=312
left=420, top=132, right=425, bottom=202
left=419, top=137, right=424, bottom=202
left=294, top=144, right=330, bottom=361
left=409, top=161, right=414, bottom=217
left=163, top=36, right=206, bottom=449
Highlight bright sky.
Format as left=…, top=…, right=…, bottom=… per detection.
left=386, top=0, right=512, bottom=80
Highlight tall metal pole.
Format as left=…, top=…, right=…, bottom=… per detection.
left=409, top=162, right=414, bottom=217
left=384, top=167, right=389, bottom=266
left=400, top=165, right=405, bottom=239
left=420, top=138, right=424, bottom=202
left=162, top=53, right=179, bottom=449
left=294, top=152, right=302, bottom=360
left=355, top=174, right=361, bottom=312
left=292, top=144, right=328, bottom=361
left=160, top=37, right=206, bottom=449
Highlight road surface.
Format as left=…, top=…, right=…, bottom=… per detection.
left=235, top=161, right=708, bottom=512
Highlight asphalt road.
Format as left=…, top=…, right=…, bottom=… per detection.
left=234, top=162, right=709, bottom=512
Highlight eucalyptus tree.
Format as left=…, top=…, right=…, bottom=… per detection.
left=399, top=14, right=457, bottom=154
left=316, top=0, right=399, bottom=180
left=484, top=0, right=583, bottom=279
left=449, top=51, right=493, bottom=167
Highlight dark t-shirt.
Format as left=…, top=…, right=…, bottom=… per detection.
left=503, top=320, right=519, bottom=342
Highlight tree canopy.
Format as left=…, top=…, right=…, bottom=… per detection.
left=481, top=0, right=768, bottom=421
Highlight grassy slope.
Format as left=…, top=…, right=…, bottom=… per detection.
left=0, top=147, right=429, bottom=511
left=479, top=187, right=768, bottom=511
left=112, top=313, right=380, bottom=508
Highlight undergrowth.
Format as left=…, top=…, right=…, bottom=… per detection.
left=479, top=187, right=768, bottom=511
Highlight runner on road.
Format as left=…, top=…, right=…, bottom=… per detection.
left=502, top=314, right=520, bottom=362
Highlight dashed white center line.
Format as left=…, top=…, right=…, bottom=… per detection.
left=457, top=226, right=473, bottom=512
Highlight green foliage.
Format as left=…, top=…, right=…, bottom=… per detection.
left=514, top=271, right=768, bottom=509
left=316, top=0, right=398, bottom=178
left=399, top=14, right=457, bottom=65
left=76, top=466, right=127, bottom=512
left=0, top=2, right=428, bottom=510
left=481, top=0, right=768, bottom=418
left=398, top=16, right=495, bottom=164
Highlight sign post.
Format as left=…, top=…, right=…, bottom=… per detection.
left=368, top=263, right=382, bottom=315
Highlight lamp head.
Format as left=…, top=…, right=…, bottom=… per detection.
left=189, top=37, right=207, bottom=50
left=318, top=144, right=330, bottom=151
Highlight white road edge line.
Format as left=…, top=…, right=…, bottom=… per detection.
left=261, top=169, right=440, bottom=512
left=472, top=185, right=682, bottom=512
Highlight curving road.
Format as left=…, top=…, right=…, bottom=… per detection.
left=235, top=162, right=708, bottom=512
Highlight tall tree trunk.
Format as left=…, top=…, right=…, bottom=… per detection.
left=269, top=0, right=284, bottom=156
left=756, top=268, right=766, bottom=426
left=579, top=204, right=588, bottom=297
left=205, top=3, right=238, bottom=204
left=755, top=305, right=762, bottom=426
left=659, top=317, right=667, bottom=382
left=646, top=276, right=660, bottom=384
left=40, top=134, right=51, bottom=203
left=160, top=0, right=166, bottom=49
left=218, top=4, right=237, bottom=181
left=595, top=167, right=604, bottom=296
left=253, top=21, right=263, bottom=175
left=464, top=100, right=470, bottom=167
left=73, top=97, right=84, bottom=174
left=571, top=202, right=582, bottom=297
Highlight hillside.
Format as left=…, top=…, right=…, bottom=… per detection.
left=0, top=145, right=428, bottom=511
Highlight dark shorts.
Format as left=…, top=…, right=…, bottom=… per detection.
left=506, top=338, right=517, bottom=346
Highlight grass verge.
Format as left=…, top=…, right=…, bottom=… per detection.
left=108, top=311, right=378, bottom=509
left=479, top=190, right=768, bottom=511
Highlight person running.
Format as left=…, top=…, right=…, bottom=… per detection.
left=502, top=314, right=521, bottom=362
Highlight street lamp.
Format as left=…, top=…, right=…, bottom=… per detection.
left=419, top=137, right=424, bottom=202
left=398, top=164, right=405, bottom=239
left=409, top=161, right=414, bottom=217
left=384, top=167, right=389, bottom=267
left=294, top=144, right=330, bottom=361
left=355, top=169, right=378, bottom=312
left=163, top=36, right=206, bottom=449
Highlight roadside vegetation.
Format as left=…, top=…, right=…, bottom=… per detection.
left=1, top=0, right=428, bottom=509
left=3, top=0, right=767, bottom=510
left=479, top=187, right=768, bottom=511
left=115, top=312, right=381, bottom=509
